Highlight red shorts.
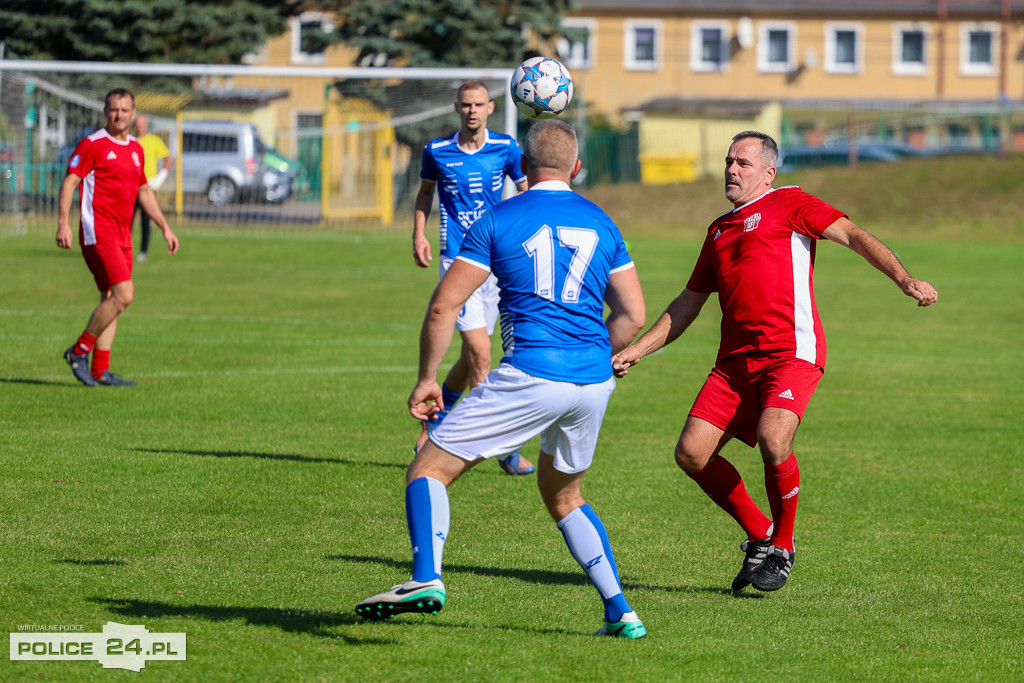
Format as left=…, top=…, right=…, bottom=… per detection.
left=689, top=354, right=824, bottom=447
left=82, top=241, right=133, bottom=292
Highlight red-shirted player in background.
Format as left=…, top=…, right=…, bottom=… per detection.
left=612, top=131, right=937, bottom=593
left=56, top=89, right=179, bottom=387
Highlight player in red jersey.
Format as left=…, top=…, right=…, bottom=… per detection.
left=56, top=88, right=179, bottom=387
left=612, top=131, right=938, bottom=592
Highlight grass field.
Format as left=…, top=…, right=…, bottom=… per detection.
left=2, top=158, right=1023, bottom=680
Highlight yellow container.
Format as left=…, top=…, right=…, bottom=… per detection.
left=639, top=152, right=697, bottom=185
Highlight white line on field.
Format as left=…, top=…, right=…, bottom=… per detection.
left=16, top=365, right=418, bottom=382
left=0, top=309, right=416, bottom=330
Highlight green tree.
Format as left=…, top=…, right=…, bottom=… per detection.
left=0, top=0, right=302, bottom=65
left=325, top=0, right=579, bottom=68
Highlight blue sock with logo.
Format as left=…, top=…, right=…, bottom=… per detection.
left=557, top=503, right=631, bottom=622
left=406, top=477, right=450, bottom=582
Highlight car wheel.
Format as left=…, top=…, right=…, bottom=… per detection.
left=264, top=182, right=288, bottom=203
left=207, top=176, right=237, bottom=206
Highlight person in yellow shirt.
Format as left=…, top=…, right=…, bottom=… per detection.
left=133, top=114, right=173, bottom=262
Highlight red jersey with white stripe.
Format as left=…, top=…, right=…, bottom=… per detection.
left=686, top=186, right=846, bottom=367
left=66, top=129, right=147, bottom=248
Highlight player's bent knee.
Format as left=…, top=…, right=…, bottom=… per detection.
left=110, top=283, right=134, bottom=309
left=674, top=447, right=704, bottom=474
left=756, top=432, right=794, bottom=464
left=466, top=346, right=490, bottom=370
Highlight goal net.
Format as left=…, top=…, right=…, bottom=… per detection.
left=0, top=57, right=547, bottom=232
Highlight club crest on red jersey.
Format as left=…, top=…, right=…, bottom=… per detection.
left=743, top=213, right=761, bottom=232
left=132, top=151, right=141, bottom=167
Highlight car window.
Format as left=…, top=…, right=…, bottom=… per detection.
left=183, top=133, right=239, bottom=153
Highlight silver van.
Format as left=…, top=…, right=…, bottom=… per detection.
left=181, top=120, right=293, bottom=206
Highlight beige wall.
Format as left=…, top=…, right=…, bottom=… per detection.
left=181, top=107, right=279, bottom=143
left=639, top=102, right=783, bottom=178
left=568, top=11, right=1024, bottom=120
left=200, top=29, right=363, bottom=155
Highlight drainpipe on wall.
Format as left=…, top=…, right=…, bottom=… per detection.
left=936, top=0, right=947, bottom=100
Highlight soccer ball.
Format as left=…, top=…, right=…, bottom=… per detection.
left=510, top=57, right=574, bottom=120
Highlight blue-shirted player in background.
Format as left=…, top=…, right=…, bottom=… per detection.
left=358, top=119, right=649, bottom=638
left=411, top=80, right=535, bottom=476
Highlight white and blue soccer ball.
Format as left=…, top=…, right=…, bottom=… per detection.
left=510, top=57, right=574, bottom=120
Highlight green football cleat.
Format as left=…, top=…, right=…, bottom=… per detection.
left=354, top=579, right=446, bottom=621
left=595, top=611, right=647, bottom=639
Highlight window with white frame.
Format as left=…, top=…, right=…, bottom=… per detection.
left=825, top=22, right=863, bottom=74
left=893, top=24, right=928, bottom=75
left=691, top=21, right=730, bottom=72
left=960, top=22, right=997, bottom=75
left=557, top=18, right=596, bottom=70
left=624, top=20, right=662, bottom=71
left=757, top=22, right=796, bottom=73
left=291, top=12, right=335, bottom=65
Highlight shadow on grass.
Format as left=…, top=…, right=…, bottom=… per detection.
left=130, top=447, right=406, bottom=469
left=0, top=376, right=70, bottom=387
left=54, top=558, right=126, bottom=566
left=90, top=598, right=393, bottom=644
left=331, top=554, right=763, bottom=599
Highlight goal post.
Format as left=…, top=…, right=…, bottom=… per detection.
left=0, top=59, right=525, bottom=227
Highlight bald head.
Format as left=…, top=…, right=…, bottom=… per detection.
left=524, top=119, right=578, bottom=178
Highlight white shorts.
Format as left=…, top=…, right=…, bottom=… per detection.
left=440, top=257, right=499, bottom=334
left=430, top=364, right=617, bottom=474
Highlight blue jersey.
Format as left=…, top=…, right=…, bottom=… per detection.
left=456, top=181, right=635, bottom=384
left=420, top=130, right=525, bottom=259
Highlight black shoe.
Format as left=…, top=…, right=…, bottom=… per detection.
left=95, top=371, right=137, bottom=387
left=732, top=538, right=771, bottom=590
left=751, top=544, right=796, bottom=592
left=63, top=346, right=95, bottom=387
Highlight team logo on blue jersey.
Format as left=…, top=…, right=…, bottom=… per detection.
left=69, top=154, right=81, bottom=169
left=457, top=200, right=487, bottom=228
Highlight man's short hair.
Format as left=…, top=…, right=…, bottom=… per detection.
left=456, top=80, right=490, bottom=101
left=732, top=130, right=779, bottom=169
left=104, top=88, right=136, bottom=110
left=525, top=119, right=578, bottom=173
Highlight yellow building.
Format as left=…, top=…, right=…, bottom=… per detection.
left=561, top=0, right=1024, bottom=178
left=199, top=2, right=1024, bottom=186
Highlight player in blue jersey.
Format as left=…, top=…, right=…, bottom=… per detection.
left=411, top=80, right=535, bottom=476
left=357, top=119, right=649, bottom=638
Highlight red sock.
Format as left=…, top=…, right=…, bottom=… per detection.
left=688, top=456, right=772, bottom=541
left=74, top=331, right=97, bottom=356
left=764, top=453, right=800, bottom=552
left=91, top=349, right=110, bottom=379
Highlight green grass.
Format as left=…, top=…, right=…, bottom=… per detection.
left=1, top=164, right=1023, bottom=680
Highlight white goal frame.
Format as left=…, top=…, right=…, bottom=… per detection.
left=0, top=59, right=519, bottom=138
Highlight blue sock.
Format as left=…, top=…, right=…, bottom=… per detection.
left=440, top=383, right=463, bottom=414
left=406, top=477, right=450, bottom=582
left=557, top=503, right=631, bottom=622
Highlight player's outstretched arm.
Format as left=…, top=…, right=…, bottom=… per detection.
left=409, top=259, right=489, bottom=420
left=137, top=185, right=179, bottom=255
left=604, top=266, right=646, bottom=355
left=412, top=180, right=436, bottom=268
left=613, top=288, right=710, bottom=377
left=822, top=218, right=938, bottom=307
left=55, top=173, right=82, bottom=250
